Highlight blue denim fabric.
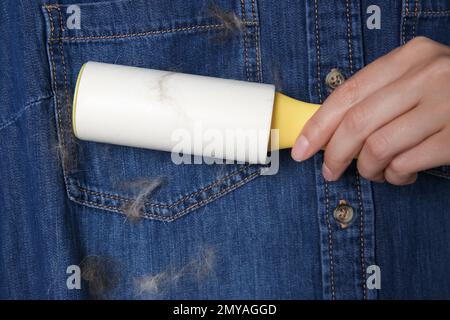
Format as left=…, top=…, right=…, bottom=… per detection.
left=0, top=0, right=449, bottom=299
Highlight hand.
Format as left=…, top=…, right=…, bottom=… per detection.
left=291, top=37, right=450, bottom=185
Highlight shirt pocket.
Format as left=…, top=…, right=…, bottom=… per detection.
left=42, top=0, right=265, bottom=221
left=400, top=0, right=450, bottom=181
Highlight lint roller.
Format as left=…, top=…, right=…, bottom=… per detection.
left=73, top=62, right=320, bottom=164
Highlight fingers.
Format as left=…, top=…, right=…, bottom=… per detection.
left=291, top=37, right=450, bottom=186
left=291, top=37, right=442, bottom=162
left=384, top=129, right=450, bottom=185
left=321, top=68, right=425, bottom=181
left=357, top=102, right=445, bottom=181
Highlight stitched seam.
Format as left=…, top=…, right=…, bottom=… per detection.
left=346, top=0, right=366, bottom=300
left=79, top=164, right=250, bottom=206
left=45, top=5, right=67, bottom=180
left=404, top=10, right=450, bottom=16
left=0, top=96, right=52, bottom=132
left=355, top=172, right=367, bottom=300
left=313, top=0, right=323, bottom=102
left=419, top=10, right=450, bottom=16
left=46, top=5, right=55, bottom=33
left=422, top=10, right=450, bottom=13
left=143, top=171, right=260, bottom=221
left=77, top=164, right=251, bottom=207
left=241, top=0, right=250, bottom=81
left=412, top=0, right=418, bottom=39
left=74, top=170, right=260, bottom=222
left=324, top=181, right=336, bottom=300
left=251, top=0, right=262, bottom=82
left=72, top=198, right=122, bottom=213
left=56, top=6, right=77, bottom=167
left=45, top=4, right=59, bottom=10
left=345, top=0, right=354, bottom=74
left=48, top=22, right=258, bottom=42
left=402, top=0, right=409, bottom=44
left=314, top=0, right=334, bottom=299
left=57, top=5, right=65, bottom=32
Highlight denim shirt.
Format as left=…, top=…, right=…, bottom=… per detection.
left=0, top=0, right=449, bottom=299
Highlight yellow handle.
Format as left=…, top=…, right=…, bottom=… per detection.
left=270, top=92, right=321, bottom=150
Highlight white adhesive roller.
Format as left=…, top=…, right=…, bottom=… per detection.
left=73, top=62, right=276, bottom=164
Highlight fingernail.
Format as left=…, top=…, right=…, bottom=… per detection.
left=322, top=163, right=334, bottom=181
left=292, top=135, right=310, bottom=162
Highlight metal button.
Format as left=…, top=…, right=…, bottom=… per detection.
left=333, top=200, right=354, bottom=229
left=325, top=68, right=345, bottom=90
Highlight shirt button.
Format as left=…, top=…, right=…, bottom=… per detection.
left=325, top=68, right=345, bottom=90
left=333, top=200, right=355, bottom=229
